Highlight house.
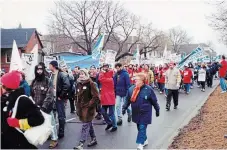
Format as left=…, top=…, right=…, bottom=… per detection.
left=1, top=28, right=44, bottom=72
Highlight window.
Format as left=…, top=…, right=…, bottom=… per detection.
left=6, top=52, right=11, bottom=63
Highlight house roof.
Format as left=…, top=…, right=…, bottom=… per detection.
left=1, top=28, right=43, bottom=49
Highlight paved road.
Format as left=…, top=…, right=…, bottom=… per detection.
left=39, top=80, right=219, bottom=149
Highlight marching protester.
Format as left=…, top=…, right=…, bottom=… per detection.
left=198, top=64, right=207, bottom=92
left=74, top=69, right=100, bottom=149
left=1, top=71, right=44, bottom=149
left=218, top=55, right=227, bottom=93
left=142, top=64, right=154, bottom=86
left=62, top=66, right=76, bottom=114
left=206, top=63, right=214, bottom=88
left=113, top=63, right=132, bottom=125
left=157, top=65, right=165, bottom=93
left=39, top=62, right=50, bottom=77
left=30, top=64, right=58, bottom=148
left=194, top=64, right=201, bottom=87
left=19, top=72, right=31, bottom=96
left=165, top=62, right=181, bottom=111
left=74, top=66, right=81, bottom=84
left=49, top=61, right=70, bottom=138
left=183, top=64, right=193, bottom=94
left=99, top=64, right=117, bottom=132
left=188, top=62, right=194, bottom=89
left=122, top=72, right=160, bottom=150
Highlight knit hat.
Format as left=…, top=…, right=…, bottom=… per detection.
left=49, top=61, right=58, bottom=68
left=1, top=71, right=21, bottom=90
left=80, top=69, right=89, bottom=77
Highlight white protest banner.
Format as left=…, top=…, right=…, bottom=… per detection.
left=9, top=40, right=23, bottom=72
left=99, top=51, right=106, bottom=66
left=105, top=50, right=117, bottom=68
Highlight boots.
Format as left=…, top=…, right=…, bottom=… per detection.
left=117, top=118, right=122, bottom=126
left=87, top=138, right=98, bottom=147
left=58, top=119, right=65, bottom=139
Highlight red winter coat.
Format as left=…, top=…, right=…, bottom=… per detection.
left=183, top=68, right=193, bottom=83
left=219, top=60, right=227, bottom=78
left=98, top=70, right=115, bottom=105
left=158, top=68, right=168, bottom=84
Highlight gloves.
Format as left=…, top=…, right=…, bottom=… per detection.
left=7, top=118, right=20, bottom=128
left=156, top=111, right=160, bottom=117
left=122, top=109, right=126, bottom=115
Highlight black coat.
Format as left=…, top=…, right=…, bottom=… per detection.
left=51, top=71, right=70, bottom=99
left=1, top=88, right=44, bottom=149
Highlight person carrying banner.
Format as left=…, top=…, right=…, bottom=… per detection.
left=165, top=62, right=181, bottom=111
left=198, top=64, right=207, bottom=92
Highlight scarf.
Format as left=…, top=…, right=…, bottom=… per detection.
left=130, top=84, right=143, bottom=102
left=77, top=76, right=90, bottom=83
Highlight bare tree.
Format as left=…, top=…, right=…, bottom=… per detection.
left=208, top=1, right=227, bottom=45
left=168, top=27, right=192, bottom=53
left=49, top=1, right=127, bottom=55
left=112, top=14, right=141, bottom=61
left=139, top=23, right=165, bottom=58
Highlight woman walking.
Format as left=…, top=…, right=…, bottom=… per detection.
left=74, top=69, right=100, bottom=149
left=122, top=73, right=160, bottom=150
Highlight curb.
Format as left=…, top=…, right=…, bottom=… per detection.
left=162, top=82, right=220, bottom=149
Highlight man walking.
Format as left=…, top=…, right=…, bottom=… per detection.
left=165, top=62, right=181, bottom=111
left=219, top=55, right=227, bottom=93
left=114, top=63, right=131, bottom=126
left=49, top=61, right=70, bottom=138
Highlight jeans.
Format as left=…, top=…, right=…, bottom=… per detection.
left=220, top=78, right=227, bottom=92
left=50, top=111, right=58, bottom=141
left=80, top=122, right=96, bottom=142
left=56, top=100, right=66, bottom=134
left=207, top=76, right=213, bottom=87
left=184, top=83, right=190, bottom=93
left=101, top=105, right=117, bottom=128
left=116, top=96, right=131, bottom=119
left=158, top=83, right=165, bottom=92
left=69, top=97, right=75, bottom=112
left=136, top=124, right=147, bottom=145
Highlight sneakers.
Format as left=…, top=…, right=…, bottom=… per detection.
left=127, top=115, right=132, bottom=122
left=201, top=89, right=205, bottom=92
left=95, top=113, right=102, bottom=120
left=117, top=119, right=122, bottom=126
left=143, top=139, right=148, bottom=147
left=174, top=106, right=177, bottom=109
left=74, top=142, right=84, bottom=149
left=87, top=138, right=97, bottom=147
left=49, top=140, right=58, bottom=149
left=159, top=91, right=163, bottom=94
left=105, top=124, right=113, bottom=131
left=221, top=91, right=227, bottom=94
left=110, top=127, right=117, bottom=132
left=137, top=144, right=143, bottom=150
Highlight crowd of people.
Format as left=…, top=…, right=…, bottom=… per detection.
left=1, top=55, right=227, bottom=150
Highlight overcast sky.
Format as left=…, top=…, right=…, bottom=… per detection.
left=1, top=0, right=226, bottom=54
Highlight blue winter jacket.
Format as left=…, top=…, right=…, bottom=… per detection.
left=113, top=69, right=131, bottom=97
left=123, top=85, right=160, bottom=124
left=20, top=80, right=31, bottom=96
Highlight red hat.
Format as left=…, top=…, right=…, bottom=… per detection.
left=0, top=71, right=21, bottom=90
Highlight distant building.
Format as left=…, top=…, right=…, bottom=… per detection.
left=1, top=28, right=44, bottom=72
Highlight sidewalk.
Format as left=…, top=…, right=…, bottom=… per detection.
left=169, top=86, right=227, bottom=149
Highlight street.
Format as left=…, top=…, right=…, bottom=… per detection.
left=39, top=80, right=219, bottom=149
